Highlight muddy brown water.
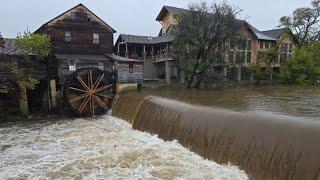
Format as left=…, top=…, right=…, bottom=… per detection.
left=112, top=85, right=320, bottom=180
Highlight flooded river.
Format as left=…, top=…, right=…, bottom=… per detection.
left=0, top=116, right=247, bottom=179
left=140, top=85, right=320, bottom=120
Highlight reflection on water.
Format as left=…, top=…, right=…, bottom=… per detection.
left=139, top=85, right=320, bottom=120
left=0, top=116, right=247, bottom=179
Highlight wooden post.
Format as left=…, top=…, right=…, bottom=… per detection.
left=125, top=43, right=129, bottom=57
left=143, top=45, right=147, bottom=60
left=238, top=66, right=242, bottom=81
left=165, top=61, right=171, bottom=84
left=19, top=87, right=29, bottom=116
left=50, top=79, right=57, bottom=109
left=180, top=71, right=185, bottom=84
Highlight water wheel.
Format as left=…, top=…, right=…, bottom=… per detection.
left=65, top=68, right=116, bottom=116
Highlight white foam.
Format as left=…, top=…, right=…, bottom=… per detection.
left=0, top=116, right=248, bottom=179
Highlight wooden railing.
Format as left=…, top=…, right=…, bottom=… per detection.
left=154, top=52, right=173, bottom=61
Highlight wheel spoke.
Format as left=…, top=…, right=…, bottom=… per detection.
left=78, top=96, right=90, bottom=113
left=70, top=93, right=88, bottom=103
left=93, top=95, right=109, bottom=110
left=94, top=84, right=113, bottom=93
left=89, top=69, right=93, bottom=89
left=76, top=75, right=90, bottom=90
left=93, top=73, right=105, bottom=90
left=69, top=87, right=88, bottom=93
left=97, top=93, right=114, bottom=99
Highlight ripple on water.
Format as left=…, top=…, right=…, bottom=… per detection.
left=0, top=116, right=247, bottom=179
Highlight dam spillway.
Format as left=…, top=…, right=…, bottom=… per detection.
left=112, top=92, right=320, bottom=180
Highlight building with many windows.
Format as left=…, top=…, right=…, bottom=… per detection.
left=115, top=6, right=298, bottom=82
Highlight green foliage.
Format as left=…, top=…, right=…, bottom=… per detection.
left=172, top=1, right=240, bottom=88
left=280, top=44, right=320, bottom=85
left=247, top=64, right=268, bottom=84
left=14, top=30, right=51, bottom=60
left=280, top=0, right=320, bottom=45
left=0, top=62, right=38, bottom=95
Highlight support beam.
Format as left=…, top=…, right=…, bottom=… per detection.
left=165, top=61, right=171, bottom=84
left=19, top=87, right=29, bottom=116
left=50, top=79, right=57, bottom=109
left=125, top=43, right=129, bottom=57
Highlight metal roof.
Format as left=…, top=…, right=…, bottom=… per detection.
left=0, top=38, right=21, bottom=55
left=261, top=28, right=288, bottom=39
left=118, top=34, right=173, bottom=45
left=105, top=54, right=143, bottom=63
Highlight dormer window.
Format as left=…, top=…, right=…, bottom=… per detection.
left=87, top=14, right=91, bottom=22
left=65, top=31, right=72, bottom=42
left=93, top=33, right=99, bottom=44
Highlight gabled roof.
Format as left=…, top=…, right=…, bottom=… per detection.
left=157, top=5, right=294, bottom=43
left=245, top=22, right=277, bottom=41
left=0, top=38, right=21, bottom=55
left=117, top=34, right=173, bottom=45
left=156, top=6, right=189, bottom=21
left=261, top=28, right=288, bottom=39
left=35, top=3, right=116, bottom=33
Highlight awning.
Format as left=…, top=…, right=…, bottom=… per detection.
left=105, top=54, right=143, bottom=63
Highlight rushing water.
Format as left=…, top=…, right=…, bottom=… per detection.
left=0, top=116, right=247, bottom=179
left=112, top=85, right=320, bottom=180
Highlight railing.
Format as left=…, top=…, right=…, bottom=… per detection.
left=154, top=52, right=173, bottom=61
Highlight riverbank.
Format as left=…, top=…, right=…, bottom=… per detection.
left=0, top=115, right=248, bottom=179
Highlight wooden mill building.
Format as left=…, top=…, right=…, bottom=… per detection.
left=0, top=4, right=144, bottom=114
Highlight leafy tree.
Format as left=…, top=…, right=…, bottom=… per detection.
left=280, top=43, right=320, bottom=85
left=280, top=0, right=320, bottom=45
left=14, top=30, right=51, bottom=60
left=261, top=46, right=279, bottom=80
left=247, top=64, right=267, bottom=84
left=0, top=62, right=38, bottom=94
left=172, top=1, right=241, bottom=88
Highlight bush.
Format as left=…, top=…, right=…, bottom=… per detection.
left=280, top=44, right=320, bottom=85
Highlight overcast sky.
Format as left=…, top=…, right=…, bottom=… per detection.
left=0, top=0, right=311, bottom=39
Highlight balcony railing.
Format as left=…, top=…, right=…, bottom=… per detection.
left=154, top=52, right=173, bottom=61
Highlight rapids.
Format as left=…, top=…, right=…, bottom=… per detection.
left=0, top=116, right=247, bottom=179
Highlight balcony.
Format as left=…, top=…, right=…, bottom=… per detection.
left=154, top=52, right=173, bottom=62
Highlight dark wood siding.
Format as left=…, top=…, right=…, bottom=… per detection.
left=117, top=62, right=144, bottom=83
left=45, top=6, right=114, bottom=55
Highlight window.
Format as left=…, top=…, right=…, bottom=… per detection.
left=98, top=62, right=104, bottom=70
left=129, top=63, right=133, bottom=73
left=229, top=50, right=235, bottom=63
left=259, top=41, right=264, bottom=49
left=289, top=44, right=293, bottom=52
left=71, top=12, right=76, bottom=20
left=68, top=60, right=76, bottom=72
left=247, top=52, right=251, bottom=63
left=247, top=40, right=252, bottom=50
left=93, top=33, right=99, bottom=44
left=264, top=42, right=269, bottom=49
left=65, top=31, right=71, bottom=42
left=281, top=43, right=288, bottom=52
left=87, top=14, right=91, bottom=22
left=280, top=53, right=288, bottom=63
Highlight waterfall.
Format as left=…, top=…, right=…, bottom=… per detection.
left=112, top=93, right=320, bottom=180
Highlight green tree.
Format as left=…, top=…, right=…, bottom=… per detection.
left=14, top=30, right=51, bottom=60
left=280, top=44, right=320, bottom=85
left=280, top=0, right=320, bottom=45
left=172, top=1, right=241, bottom=88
